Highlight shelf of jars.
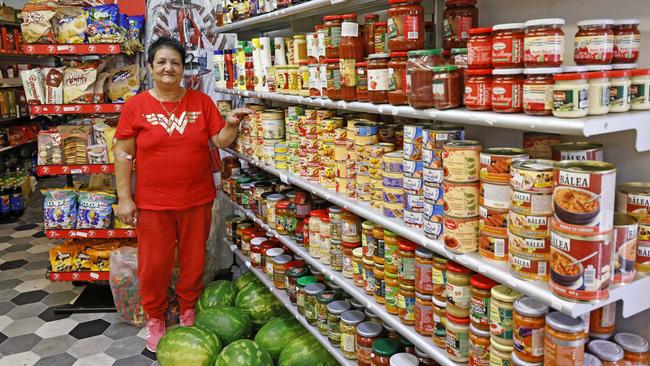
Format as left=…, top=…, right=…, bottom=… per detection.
left=215, top=88, right=650, bottom=152
left=223, top=191, right=463, bottom=366
left=224, top=148, right=650, bottom=319
left=227, top=241, right=357, bottom=366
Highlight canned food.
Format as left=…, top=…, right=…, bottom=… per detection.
left=479, top=230, right=508, bottom=261
left=480, top=148, right=529, bottom=183
left=403, top=142, right=423, bottom=161
left=424, top=167, right=444, bottom=185
left=306, top=151, right=320, bottom=165
left=424, top=183, right=444, bottom=202
left=551, top=142, right=604, bottom=162
left=383, top=202, right=404, bottom=218
left=384, top=187, right=404, bottom=204
left=383, top=172, right=404, bottom=188
left=262, top=110, right=286, bottom=139
left=404, top=123, right=425, bottom=143
left=305, top=124, right=319, bottom=139
left=509, top=250, right=550, bottom=281
left=320, top=142, right=335, bottom=162
left=334, top=145, right=347, bottom=161
left=612, top=213, right=638, bottom=284
left=321, top=117, right=345, bottom=142
left=316, top=109, right=335, bottom=123
left=479, top=206, right=508, bottom=235
left=276, top=161, right=288, bottom=170
left=274, top=152, right=288, bottom=162
left=443, top=140, right=482, bottom=182
left=424, top=217, right=444, bottom=239
left=403, top=159, right=424, bottom=178
left=306, top=138, right=319, bottom=152
left=423, top=148, right=444, bottom=169
left=371, top=177, right=383, bottom=190
left=423, top=125, right=465, bottom=150
left=304, top=108, right=318, bottom=121
left=638, top=241, right=650, bottom=273
left=334, top=127, right=348, bottom=143
left=424, top=199, right=444, bottom=220
left=522, top=132, right=561, bottom=160
left=444, top=215, right=480, bottom=253
left=403, top=176, right=423, bottom=192
left=508, top=230, right=550, bottom=257
left=443, top=181, right=479, bottom=218
left=406, top=193, right=425, bottom=211
left=510, top=189, right=553, bottom=216
left=320, top=165, right=337, bottom=189
left=510, top=159, right=555, bottom=193
left=306, top=164, right=320, bottom=181
left=480, top=180, right=510, bottom=210
left=405, top=209, right=424, bottom=229
left=379, top=124, right=396, bottom=142
left=274, top=142, right=288, bottom=154
left=552, top=161, right=616, bottom=235
left=336, top=177, right=347, bottom=193
left=508, top=211, right=551, bottom=238
left=616, top=182, right=650, bottom=225
left=355, top=122, right=379, bottom=137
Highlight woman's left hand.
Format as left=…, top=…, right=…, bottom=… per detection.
left=226, top=108, right=255, bottom=128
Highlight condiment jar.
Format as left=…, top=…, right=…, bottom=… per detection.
left=588, top=340, right=625, bottom=366
left=364, top=14, right=380, bottom=56
left=326, top=58, right=342, bottom=100
left=432, top=255, right=448, bottom=302
left=587, top=71, right=611, bottom=115
left=342, top=241, right=360, bottom=278
left=614, top=332, right=650, bottom=366
left=275, top=200, right=291, bottom=235
left=432, top=297, right=447, bottom=348
left=443, top=0, right=478, bottom=50
left=272, top=254, right=293, bottom=289
left=490, top=340, right=513, bottom=366
left=590, top=303, right=617, bottom=340
left=513, top=297, right=548, bottom=363
left=523, top=67, right=562, bottom=116
left=398, top=283, right=416, bottom=324
left=432, top=65, right=462, bottom=109
left=372, top=225, right=385, bottom=265
left=328, top=205, right=343, bottom=240
left=327, top=300, right=352, bottom=347
left=544, top=312, right=587, bottom=365
left=491, top=68, right=524, bottom=113
left=316, top=290, right=339, bottom=335
left=414, top=246, right=433, bottom=295
left=524, top=18, right=565, bottom=68
left=469, top=324, right=491, bottom=366
left=552, top=73, right=589, bottom=118
left=489, top=285, right=522, bottom=346
left=574, top=19, right=615, bottom=65
left=304, top=283, right=327, bottom=325
left=612, top=19, right=641, bottom=64
left=492, top=23, right=525, bottom=68
left=467, top=27, right=493, bottom=69
left=469, top=274, right=498, bottom=331
left=407, top=49, right=445, bottom=109
left=464, top=69, right=493, bottom=111
left=296, top=276, right=318, bottom=315
left=387, top=0, right=425, bottom=52
left=342, top=209, right=361, bottom=243
left=446, top=313, right=470, bottom=363
left=451, top=48, right=469, bottom=91
left=341, top=310, right=366, bottom=359
left=324, top=15, right=342, bottom=58
left=363, top=258, right=376, bottom=295
left=368, top=53, right=391, bottom=104
left=357, top=321, right=384, bottom=366
left=249, top=237, right=266, bottom=268
left=609, top=70, right=632, bottom=112
left=339, top=14, right=364, bottom=102
left=385, top=271, right=400, bottom=315
left=330, top=239, right=343, bottom=271
left=285, top=266, right=309, bottom=304
left=356, top=61, right=369, bottom=102
left=362, top=220, right=376, bottom=260
left=384, top=229, right=400, bottom=274
left=631, top=69, right=650, bottom=110
left=398, top=238, right=417, bottom=286
left=374, top=264, right=386, bottom=304
left=353, top=247, right=365, bottom=287
left=388, top=52, right=409, bottom=105
left=414, top=292, right=433, bottom=336
left=371, top=338, right=401, bottom=366
left=265, top=247, right=285, bottom=279
left=445, top=261, right=473, bottom=318
left=308, top=210, right=324, bottom=258
left=390, top=353, right=420, bottom=366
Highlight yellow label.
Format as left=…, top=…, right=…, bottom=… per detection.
left=340, top=59, right=357, bottom=87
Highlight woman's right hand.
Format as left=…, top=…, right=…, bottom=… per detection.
left=116, top=198, right=138, bottom=226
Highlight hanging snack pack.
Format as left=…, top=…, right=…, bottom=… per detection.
left=76, top=190, right=116, bottom=229
left=108, top=64, right=140, bottom=103
left=43, top=67, right=64, bottom=105
left=55, top=6, right=87, bottom=44
left=43, top=188, right=78, bottom=229
left=20, top=69, right=46, bottom=105
left=123, top=15, right=144, bottom=55
left=21, top=4, right=56, bottom=44
left=86, top=4, right=121, bottom=43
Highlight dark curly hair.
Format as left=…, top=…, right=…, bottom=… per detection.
left=147, top=37, right=187, bottom=66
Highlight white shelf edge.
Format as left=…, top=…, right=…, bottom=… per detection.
left=0, top=139, right=36, bottom=153
left=224, top=148, right=650, bottom=318
left=227, top=241, right=356, bottom=366
left=223, top=192, right=463, bottom=366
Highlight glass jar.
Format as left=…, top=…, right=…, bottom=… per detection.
left=490, top=340, right=513, bottom=366
left=308, top=210, right=323, bottom=258
left=388, top=52, right=409, bottom=105
left=327, top=300, right=351, bottom=347
left=372, top=225, right=385, bottom=265
left=614, top=332, right=650, bottom=366
left=469, top=274, right=498, bottom=331
left=400, top=334, right=416, bottom=355
left=446, top=313, right=471, bottom=363
left=368, top=53, right=391, bottom=104
left=363, top=258, right=376, bottom=295
left=490, top=285, right=523, bottom=346
left=266, top=193, right=285, bottom=225
left=357, top=321, right=384, bottom=366
left=300, top=217, right=310, bottom=247
left=465, top=69, right=492, bottom=110
left=249, top=237, right=266, bottom=268
left=372, top=338, right=401, bottom=366
left=275, top=200, right=290, bottom=235
left=432, top=255, right=448, bottom=303
left=319, top=216, right=332, bottom=264
left=432, top=65, right=462, bottom=109
left=353, top=247, right=365, bottom=287
left=467, top=27, right=493, bottom=69
left=330, top=239, right=343, bottom=271
left=470, top=324, right=491, bottom=366
left=492, top=23, right=525, bottom=68
left=524, top=18, right=565, bottom=67
left=341, top=310, right=366, bottom=359
left=387, top=0, right=425, bottom=52
left=613, top=19, right=640, bottom=64
left=590, top=303, right=617, bottom=340
left=365, top=308, right=382, bottom=324
left=630, top=68, right=650, bottom=110
left=398, top=238, right=418, bottom=286
left=324, top=15, right=342, bottom=58
left=285, top=266, right=309, bottom=303
left=273, top=254, right=292, bottom=289
left=544, top=312, right=587, bottom=365
left=589, top=340, right=625, bottom=366
left=299, top=60, right=310, bottom=96
left=492, top=68, right=524, bottom=113
left=356, top=61, right=369, bottom=102
left=407, top=49, right=444, bottom=109
left=443, top=0, right=478, bottom=50
left=398, top=283, right=416, bottom=325
left=340, top=13, right=364, bottom=102
left=326, top=58, right=342, bottom=100
left=523, top=67, right=562, bottom=116
left=317, top=290, right=339, bottom=335
left=342, top=209, right=361, bottom=243
left=415, top=292, right=434, bottom=336
left=296, top=276, right=318, bottom=315
left=552, top=73, right=589, bottom=118
left=265, top=247, right=284, bottom=279
left=374, top=22, right=388, bottom=54
left=364, top=14, right=380, bottom=56
left=327, top=206, right=342, bottom=240
left=574, top=19, right=614, bottom=65
left=384, top=229, right=400, bottom=274
left=609, top=70, right=631, bottom=112
left=362, top=221, right=376, bottom=260
left=433, top=297, right=447, bottom=348
left=260, top=242, right=277, bottom=274
left=342, top=241, right=361, bottom=278
left=414, top=246, right=433, bottom=295
left=374, top=264, right=386, bottom=304
left=513, top=297, right=548, bottom=363
left=385, top=271, right=400, bottom=315
left=304, top=282, right=327, bottom=325
left=446, top=261, right=473, bottom=318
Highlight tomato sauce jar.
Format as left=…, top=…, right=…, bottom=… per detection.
left=432, top=65, right=462, bottom=109
left=464, top=69, right=492, bottom=111
left=523, top=67, right=562, bottom=115
left=524, top=18, right=565, bottom=68
left=387, top=0, right=425, bottom=52
left=467, top=27, right=493, bottom=69
left=326, top=58, right=342, bottom=100
left=368, top=53, right=391, bottom=104
left=492, top=23, right=525, bottom=68
left=443, top=0, right=478, bottom=50
left=356, top=61, right=369, bottom=102
left=613, top=19, right=641, bottom=64
left=388, top=52, right=409, bottom=105
left=491, top=68, right=524, bottom=113
left=614, top=332, right=650, bottom=366
left=324, top=15, right=342, bottom=59
left=407, top=48, right=445, bottom=109
left=574, top=19, right=615, bottom=65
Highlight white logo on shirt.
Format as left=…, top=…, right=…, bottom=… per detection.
left=144, top=111, right=201, bottom=135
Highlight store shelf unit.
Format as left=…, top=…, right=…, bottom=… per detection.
left=0, top=78, right=21, bottom=88
left=30, top=103, right=123, bottom=115
left=36, top=164, right=114, bottom=176
left=48, top=270, right=109, bottom=282
left=223, top=192, right=461, bottom=366
left=22, top=44, right=121, bottom=55
left=45, top=229, right=136, bottom=239
left=225, top=148, right=650, bottom=318
left=0, top=138, right=36, bottom=153
left=216, top=87, right=650, bottom=152
left=227, top=241, right=356, bottom=366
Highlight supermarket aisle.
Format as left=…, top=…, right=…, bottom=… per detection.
left=0, top=179, right=158, bottom=366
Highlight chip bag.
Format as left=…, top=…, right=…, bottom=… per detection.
left=21, top=4, right=56, bottom=44
left=76, top=190, right=116, bottom=229
left=86, top=4, right=120, bottom=43
left=43, top=67, right=64, bottom=105
left=50, top=244, right=80, bottom=272
left=63, top=64, right=97, bottom=104
left=20, top=68, right=45, bottom=105
left=123, top=15, right=144, bottom=56
left=93, top=71, right=111, bottom=103
left=108, top=64, right=139, bottom=103
left=55, top=6, right=87, bottom=44
left=43, top=188, right=78, bottom=229
left=70, top=245, right=93, bottom=271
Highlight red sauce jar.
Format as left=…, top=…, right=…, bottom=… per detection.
left=443, top=0, right=478, bottom=50
left=491, top=68, right=524, bottom=113
left=324, top=15, right=342, bottom=58
left=357, top=321, right=384, bottom=366
left=464, top=68, right=492, bottom=111
left=368, top=53, right=391, bottom=104
left=326, top=58, right=342, bottom=100
left=407, top=48, right=445, bottom=109
left=523, top=67, right=562, bottom=116
left=364, top=14, right=380, bottom=56
left=524, top=18, right=565, bottom=68
left=492, top=23, right=525, bottom=68
left=432, top=65, right=462, bottom=109
left=574, top=19, right=615, bottom=65
left=613, top=19, right=641, bottom=64
left=374, top=22, right=388, bottom=54
left=356, top=61, right=369, bottom=102
left=467, top=27, right=493, bottom=69
left=340, top=14, right=364, bottom=101
left=388, top=52, right=409, bottom=105
left=387, top=0, right=425, bottom=52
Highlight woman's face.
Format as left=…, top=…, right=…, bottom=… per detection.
left=149, top=46, right=184, bottom=88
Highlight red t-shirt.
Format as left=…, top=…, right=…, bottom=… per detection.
left=115, top=89, right=225, bottom=211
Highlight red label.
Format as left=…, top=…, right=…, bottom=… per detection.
left=468, top=39, right=493, bottom=68
left=458, top=17, right=473, bottom=42
left=491, top=80, right=523, bottom=111
left=404, top=15, right=420, bottom=40
left=492, top=35, right=524, bottom=67
left=613, top=224, right=638, bottom=283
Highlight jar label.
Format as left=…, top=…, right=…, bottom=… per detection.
left=446, top=327, right=470, bottom=359
left=341, top=21, right=358, bottom=38
left=342, top=220, right=359, bottom=237
left=364, top=267, right=376, bottom=293
left=317, top=31, right=326, bottom=57
left=375, top=278, right=385, bottom=299
left=376, top=239, right=385, bottom=258
left=432, top=79, right=446, bottom=100
left=630, top=82, right=647, bottom=107
left=544, top=336, right=585, bottom=365
left=308, top=65, right=320, bottom=90
left=368, top=68, right=389, bottom=91
left=514, top=324, right=545, bottom=357
left=250, top=252, right=261, bottom=266
left=374, top=31, right=386, bottom=53
left=387, top=17, right=398, bottom=40
left=415, top=301, right=433, bottom=334
left=341, top=333, right=356, bottom=354
left=574, top=34, right=613, bottom=63
left=610, top=84, right=630, bottom=108
left=492, top=83, right=522, bottom=109
left=446, top=282, right=471, bottom=309
left=489, top=302, right=514, bottom=340
left=468, top=39, right=492, bottom=67
left=523, top=83, right=553, bottom=111
left=492, top=37, right=523, bottom=65
left=385, top=242, right=399, bottom=268
left=464, top=82, right=492, bottom=109
left=524, top=35, right=564, bottom=64
left=614, top=34, right=640, bottom=61
left=340, top=59, right=357, bottom=87
left=434, top=313, right=446, bottom=337
left=404, top=15, right=420, bottom=40
left=363, top=232, right=376, bottom=257
left=397, top=292, right=416, bottom=321
left=342, top=255, right=354, bottom=276
left=470, top=296, right=490, bottom=327
left=400, top=256, right=416, bottom=281
left=356, top=67, right=368, bottom=95
left=553, top=87, right=589, bottom=112
left=385, top=281, right=399, bottom=306
left=432, top=267, right=447, bottom=299
left=327, top=26, right=341, bottom=48
left=469, top=341, right=489, bottom=366
left=444, top=15, right=473, bottom=44
left=415, top=263, right=433, bottom=293
left=327, top=67, right=341, bottom=90
left=319, top=64, right=328, bottom=89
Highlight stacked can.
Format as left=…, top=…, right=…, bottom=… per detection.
left=354, top=121, right=379, bottom=201
left=616, top=183, right=650, bottom=277
left=382, top=150, right=404, bottom=218
left=319, top=115, right=343, bottom=191
left=249, top=103, right=266, bottom=161
left=346, top=120, right=357, bottom=199
left=508, top=159, right=555, bottom=282
left=403, top=124, right=426, bottom=229
left=369, top=143, right=395, bottom=210
left=302, top=108, right=320, bottom=182
left=261, top=109, right=285, bottom=165
left=285, top=106, right=303, bottom=174
left=478, top=148, right=528, bottom=262
left=422, top=125, right=465, bottom=239
left=442, top=140, right=481, bottom=253
left=274, top=141, right=288, bottom=170
left=334, top=127, right=348, bottom=193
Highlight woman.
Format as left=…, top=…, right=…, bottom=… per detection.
left=114, top=37, right=252, bottom=352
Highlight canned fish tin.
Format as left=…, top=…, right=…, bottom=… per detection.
left=480, top=180, right=510, bottom=210
left=616, top=182, right=650, bottom=225
left=383, top=172, right=404, bottom=188
left=523, top=132, right=561, bottom=160
left=405, top=193, right=425, bottom=211
left=443, top=181, right=479, bottom=218
left=509, top=250, right=550, bottom=281
left=637, top=241, right=650, bottom=273
left=403, top=159, right=424, bottom=178
left=508, top=211, right=550, bottom=238
left=479, top=230, right=508, bottom=261
left=423, top=125, right=465, bottom=150
left=551, top=142, right=604, bottom=162
left=403, top=142, right=423, bottom=161
left=552, top=161, right=617, bottom=235
left=612, top=213, right=638, bottom=284
left=444, top=215, right=480, bottom=253
left=306, top=138, right=320, bottom=152
left=405, top=209, right=424, bottom=229
left=382, top=151, right=403, bottom=173
left=508, top=230, right=550, bottom=257
left=305, top=124, right=319, bottom=139
left=384, top=187, right=404, bottom=204
left=550, top=222, right=613, bottom=302
left=443, top=140, right=482, bottom=182
left=384, top=202, right=404, bottom=218
left=424, top=199, right=444, bottom=220
left=424, top=183, right=444, bottom=202
left=403, top=176, right=423, bottom=193
left=479, top=206, right=508, bottom=236
left=424, top=167, right=444, bottom=185
left=424, top=217, right=444, bottom=239
left=404, top=123, right=425, bottom=143
left=480, top=148, right=529, bottom=183
left=510, top=189, right=553, bottom=216
left=510, top=159, right=555, bottom=194
left=423, top=148, right=444, bottom=169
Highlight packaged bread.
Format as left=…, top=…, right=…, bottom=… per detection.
left=63, top=65, right=97, bottom=104
left=20, top=68, right=45, bottom=105
left=21, top=3, right=56, bottom=44
left=43, top=67, right=64, bottom=105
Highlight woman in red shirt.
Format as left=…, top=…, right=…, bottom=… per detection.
left=114, top=37, right=252, bottom=352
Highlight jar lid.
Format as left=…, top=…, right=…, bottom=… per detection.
left=585, top=64, right=613, bottom=72
left=253, top=181, right=273, bottom=188
left=432, top=65, right=458, bottom=72
left=614, top=19, right=641, bottom=25
left=587, top=71, right=609, bottom=79
left=326, top=58, right=340, bottom=63
left=611, top=63, right=637, bottom=70
left=491, top=339, right=514, bottom=353
left=350, top=297, right=364, bottom=309
left=562, top=65, right=589, bottom=73
left=469, top=324, right=490, bottom=338
left=524, top=67, right=563, bottom=75
left=450, top=48, right=467, bottom=55
left=545, top=312, right=585, bottom=333
left=390, top=353, right=419, bottom=366
left=310, top=209, right=325, bottom=217
left=236, top=176, right=252, bottom=183
left=328, top=205, right=342, bottom=213
left=275, top=200, right=290, bottom=209
left=415, top=246, right=433, bottom=259
left=304, top=282, right=326, bottom=295
left=308, top=264, right=322, bottom=275
left=511, top=352, right=543, bottom=366
left=323, top=15, right=342, bottom=21
left=267, top=193, right=286, bottom=201
left=390, top=51, right=408, bottom=57
left=296, top=275, right=317, bottom=287
left=416, top=291, right=432, bottom=300
left=492, top=68, right=524, bottom=75
left=445, top=0, right=476, bottom=4
left=399, top=283, right=415, bottom=291
left=341, top=13, right=357, bottom=20
left=363, top=258, right=374, bottom=265
left=384, top=229, right=398, bottom=237
left=466, top=68, right=493, bottom=76
left=341, top=309, right=365, bottom=325
left=446, top=312, right=470, bottom=325
left=375, top=21, right=387, bottom=26
left=353, top=247, right=364, bottom=257
left=357, top=321, right=383, bottom=337
left=470, top=274, right=498, bottom=290
left=362, top=220, right=375, bottom=230
left=469, top=27, right=493, bottom=35
left=390, top=0, right=422, bottom=3
left=298, top=60, right=308, bottom=65
left=608, top=70, right=632, bottom=78
left=492, top=23, right=526, bottom=31
left=365, top=13, right=380, bottom=20
left=491, top=285, right=522, bottom=302
left=415, top=347, right=429, bottom=358
left=372, top=338, right=401, bottom=356
left=342, top=241, right=360, bottom=249
left=446, top=261, right=472, bottom=274
left=356, top=61, right=368, bottom=67
left=408, top=49, right=442, bottom=57
left=588, top=340, right=625, bottom=362
left=385, top=271, right=398, bottom=279
left=433, top=297, right=446, bottom=308
left=321, top=215, right=330, bottom=223
left=524, top=18, right=566, bottom=27
left=250, top=237, right=267, bottom=246
left=266, top=247, right=285, bottom=257
left=327, top=299, right=351, bottom=315
left=397, top=238, right=418, bottom=251
left=554, top=72, right=589, bottom=81
left=369, top=53, right=391, bottom=59
left=273, top=254, right=293, bottom=265
left=513, top=297, right=548, bottom=317
left=583, top=353, right=603, bottom=366
left=631, top=68, right=650, bottom=76
left=614, top=332, right=649, bottom=353
left=286, top=266, right=309, bottom=278
left=576, top=19, right=615, bottom=27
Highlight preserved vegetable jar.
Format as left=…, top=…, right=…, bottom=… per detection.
left=446, top=313, right=471, bottom=363
left=446, top=261, right=473, bottom=318
left=342, top=209, right=361, bottom=243
left=342, top=241, right=361, bottom=278
left=317, top=291, right=339, bottom=335
left=432, top=65, right=462, bottom=109
left=304, top=283, right=327, bottom=325
left=492, top=68, right=524, bottom=113
left=415, top=246, right=433, bottom=295
left=490, top=341, right=513, bottom=366
left=609, top=70, right=631, bottom=112
left=613, top=19, right=641, bottom=64
left=353, top=247, right=365, bottom=287
left=356, top=61, right=369, bottom=102
left=249, top=237, right=265, bottom=268
left=398, top=283, right=416, bottom=324
left=398, top=238, right=418, bottom=285
left=285, top=266, right=309, bottom=304
left=523, top=67, right=561, bottom=115
left=433, top=297, right=447, bottom=348
left=469, top=274, right=497, bottom=331
left=372, top=338, right=401, bottom=366
left=588, top=340, right=625, bottom=366
left=341, top=310, right=365, bottom=359
left=407, top=49, right=444, bottom=108
left=467, top=27, right=493, bottom=69
left=524, top=18, right=565, bottom=68
left=492, top=23, right=525, bottom=68
left=513, top=297, right=548, bottom=363
left=552, top=72, right=589, bottom=118
left=574, top=19, right=615, bottom=65
left=590, top=303, right=617, bottom=339
left=469, top=324, right=491, bottom=366
left=273, top=255, right=293, bottom=289
left=327, top=58, right=342, bottom=100
left=296, top=276, right=318, bottom=315
left=389, top=52, right=409, bottom=105
left=328, top=206, right=343, bottom=240
left=465, top=69, right=492, bottom=110
left=387, top=0, right=425, bottom=52
left=489, top=285, right=522, bottom=346
left=415, top=292, right=434, bottom=336
left=443, top=0, right=478, bottom=50
left=368, top=53, right=391, bottom=104
left=357, top=321, right=384, bottom=366
left=614, top=332, right=649, bottom=366
left=324, top=15, right=342, bottom=58
left=340, top=14, right=364, bottom=101
left=364, top=14, right=380, bottom=56
left=544, top=312, right=587, bottom=365
left=327, top=300, right=352, bottom=347
left=275, top=200, right=290, bottom=234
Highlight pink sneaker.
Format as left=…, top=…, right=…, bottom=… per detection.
left=180, top=308, right=196, bottom=327
left=145, top=318, right=165, bottom=353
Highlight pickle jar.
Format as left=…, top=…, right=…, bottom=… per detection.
left=285, top=266, right=309, bottom=305
left=275, top=200, right=290, bottom=235
left=327, top=300, right=352, bottom=347
left=316, top=290, right=339, bottom=335
left=296, top=276, right=318, bottom=315
left=415, top=246, right=434, bottom=295
left=341, top=310, right=366, bottom=359
left=304, top=283, right=326, bottom=325
left=357, top=321, right=384, bottom=366
left=469, top=274, right=498, bottom=331
left=385, top=271, right=400, bottom=315
left=398, top=238, right=418, bottom=286
left=371, top=338, right=401, bottom=366
left=265, top=247, right=284, bottom=279
left=330, top=239, right=343, bottom=271
left=273, top=254, right=293, bottom=289
left=328, top=205, right=343, bottom=241
left=489, top=285, right=523, bottom=346
left=446, top=261, right=473, bottom=318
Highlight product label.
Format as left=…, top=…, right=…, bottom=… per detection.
left=492, top=37, right=523, bottom=65
left=464, top=82, right=492, bottom=109
left=468, top=38, right=492, bottom=66
left=341, top=21, right=358, bottom=37
left=614, top=34, right=640, bottom=61
left=610, top=84, right=631, bottom=108
left=339, top=59, right=357, bottom=87
left=631, top=82, right=648, bottom=106
left=341, top=333, right=355, bottom=353
left=368, top=68, right=389, bottom=91
left=575, top=34, right=614, bottom=63
left=327, top=26, right=341, bottom=48
left=442, top=147, right=480, bottom=182
left=523, top=83, right=553, bottom=111
left=490, top=301, right=514, bottom=340
left=404, top=15, right=420, bottom=40
left=400, top=256, right=416, bottom=280
left=553, top=87, right=588, bottom=113
left=444, top=182, right=479, bottom=217
left=374, top=31, right=386, bottom=53
left=446, top=327, right=470, bottom=359
left=397, top=292, right=416, bottom=321
left=514, top=324, right=544, bottom=357
left=524, top=35, right=564, bottom=64
left=317, top=31, right=326, bottom=57
left=480, top=181, right=510, bottom=210
left=327, top=67, right=341, bottom=91
left=446, top=282, right=471, bottom=309
left=387, top=17, right=398, bottom=40
left=470, top=296, right=490, bottom=327
left=356, top=67, right=368, bottom=94
left=492, top=83, right=522, bottom=109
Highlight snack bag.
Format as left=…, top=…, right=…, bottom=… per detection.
left=108, top=64, right=139, bottom=103
left=21, top=4, right=56, bottom=44
left=86, top=144, right=108, bottom=164
left=55, top=6, right=87, bottom=44
left=43, top=188, right=78, bottom=229
left=123, top=15, right=144, bottom=56
left=86, top=4, right=120, bottom=43
left=43, top=67, right=64, bottom=105
left=76, top=190, right=116, bottom=229
left=37, top=130, right=63, bottom=165
left=63, top=65, right=98, bottom=104
left=20, top=68, right=45, bottom=105
left=50, top=244, right=79, bottom=272
left=93, top=72, right=111, bottom=103
left=113, top=204, right=134, bottom=229
left=70, top=245, right=93, bottom=271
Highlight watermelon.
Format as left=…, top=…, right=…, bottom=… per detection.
left=214, top=339, right=273, bottom=366
left=234, top=271, right=259, bottom=290
left=157, top=326, right=221, bottom=366
left=235, top=281, right=289, bottom=326
left=194, top=306, right=252, bottom=345
left=254, top=317, right=308, bottom=360
left=278, top=334, right=339, bottom=366
left=197, top=280, right=238, bottom=312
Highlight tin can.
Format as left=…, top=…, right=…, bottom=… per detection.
left=306, top=164, right=320, bottom=182
left=383, top=187, right=404, bottom=205
left=443, top=140, right=482, bottom=182
left=334, top=145, right=347, bottom=161
left=276, top=161, right=288, bottom=170
left=306, top=150, right=320, bottom=165
left=320, top=142, right=335, bottom=163
left=444, top=215, right=479, bottom=253
left=424, top=217, right=444, bottom=239
left=305, top=123, right=319, bottom=139
left=478, top=230, right=508, bottom=261
left=405, top=209, right=424, bottom=229
left=403, top=141, right=423, bottom=161
left=523, top=132, right=561, bottom=160
left=275, top=152, right=288, bottom=162
left=316, top=109, right=335, bottom=123
left=479, top=206, right=508, bottom=236
left=508, top=230, right=550, bottom=257
left=424, top=183, right=444, bottom=202
left=383, top=202, right=404, bottom=218
left=616, top=182, right=650, bottom=225
left=403, top=176, right=423, bottom=193
left=443, top=181, right=479, bottom=218
left=423, top=125, right=465, bottom=150
left=552, top=161, right=616, bottom=235
left=334, top=127, right=348, bottom=143
left=355, top=122, right=379, bottom=137
left=382, top=151, right=403, bottom=173
left=510, top=189, right=553, bottom=216
left=424, top=167, right=444, bottom=185
left=612, top=213, right=638, bottom=284
left=383, top=172, right=403, bottom=189
left=403, top=159, right=424, bottom=178
left=551, top=142, right=604, bottom=162
left=405, top=193, right=424, bottom=211
left=404, top=123, right=425, bottom=144
left=637, top=241, right=650, bottom=274
left=321, top=117, right=344, bottom=142
left=479, top=180, right=510, bottom=210
left=371, top=177, right=383, bottom=190
left=423, top=148, right=444, bottom=169
left=336, top=177, right=347, bottom=193
left=306, top=138, right=320, bottom=152
left=320, top=164, right=337, bottom=190
left=480, top=148, right=529, bottom=183
left=510, top=159, right=555, bottom=194
left=509, top=250, right=550, bottom=281
left=508, top=211, right=551, bottom=238
left=424, top=198, right=444, bottom=220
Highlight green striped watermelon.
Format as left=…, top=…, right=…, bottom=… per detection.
left=194, top=306, right=252, bottom=345
left=197, top=280, right=238, bottom=312
left=214, top=339, right=273, bottom=366
left=156, top=326, right=221, bottom=366
left=278, top=334, right=339, bottom=366
left=254, top=317, right=308, bottom=361
left=235, top=281, right=289, bottom=326
left=234, top=271, right=259, bottom=290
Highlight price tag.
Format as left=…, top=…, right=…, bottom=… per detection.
left=377, top=107, right=384, bottom=113
left=89, top=272, right=100, bottom=280
left=337, top=101, right=347, bottom=109
left=230, top=245, right=237, bottom=251
left=243, top=91, right=249, bottom=97
left=331, top=0, right=345, bottom=4
left=71, top=169, right=82, bottom=174
left=74, top=231, right=88, bottom=238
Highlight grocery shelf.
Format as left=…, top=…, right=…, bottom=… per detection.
left=227, top=243, right=356, bottom=366
left=37, top=164, right=114, bottom=176
left=0, top=138, right=36, bottom=153
left=47, top=270, right=109, bottom=282
left=216, top=87, right=650, bottom=152
left=22, top=44, right=121, bottom=55
left=29, top=104, right=123, bottom=115
left=45, top=229, right=136, bottom=239
left=223, top=192, right=461, bottom=366
left=225, top=148, right=650, bottom=318
left=0, top=78, right=21, bottom=88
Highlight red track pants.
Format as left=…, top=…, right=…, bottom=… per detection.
left=136, top=202, right=212, bottom=320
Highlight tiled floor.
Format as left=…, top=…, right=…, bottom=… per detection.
left=0, top=179, right=159, bottom=366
